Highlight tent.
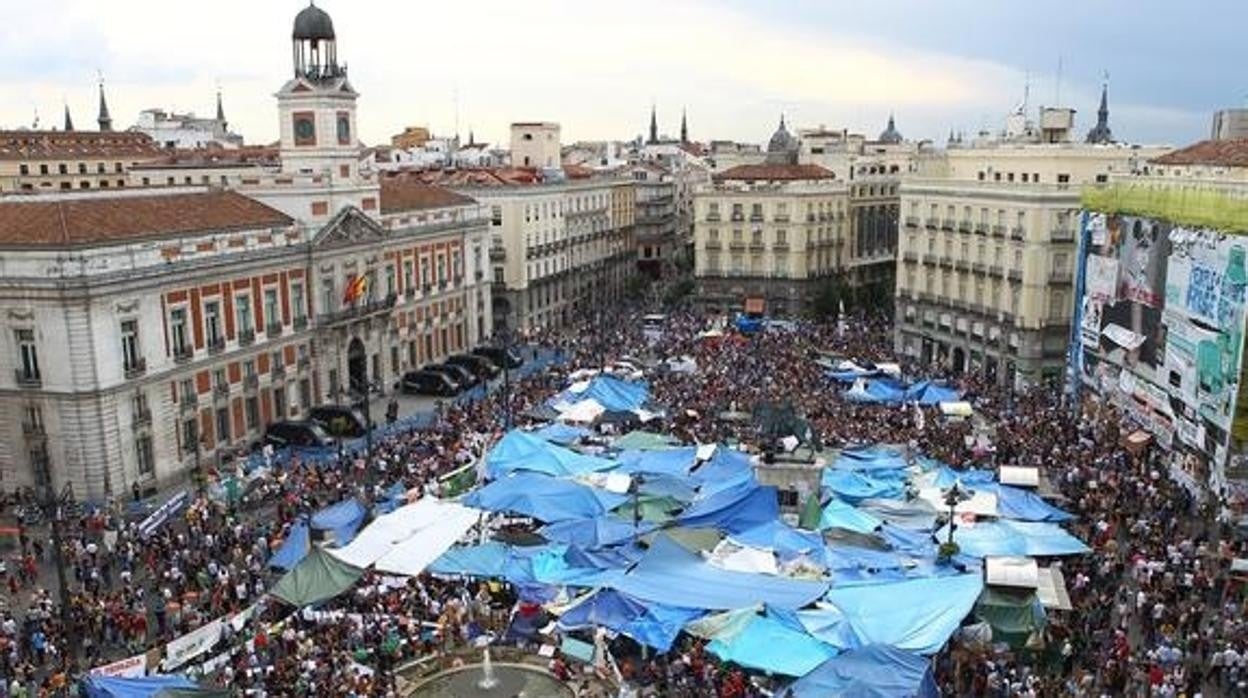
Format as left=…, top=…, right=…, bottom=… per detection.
left=309, top=498, right=367, bottom=546
left=904, top=380, right=961, bottom=405
left=613, top=431, right=680, bottom=451
left=974, top=587, right=1046, bottom=649
left=463, top=473, right=628, bottom=522
left=994, top=486, right=1073, bottom=523
left=371, top=504, right=481, bottom=576
left=532, top=423, right=591, bottom=446
left=608, top=534, right=829, bottom=610
left=611, top=494, right=685, bottom=524
left=615, top=448, right=698, bottom=477
left=822, top=573, right=984, bottom=654
left=731, top=520, right=827, bottom=563
left=820, top=499, right=884, bottom=534
left=83, top=676, right=199, bottom=698
left=857, top=498, right=939, bottom=531
left=833, top=446, right=911, bottom=472
left=706, top=608, right=837, bottom=677
left=822, top=470, right=907, bottom=505
left=270, top=546, right=363, bottom=607
left=935, top=520, right=1089, bottom=558
left=558, top=399, right=607, bottom=424
left=539, top=515, right=657, bottom=549
left=268, top=519, right=311, bottom=570
left=786, top=644, right=939, bottom=698
left=484, top=430, right=615, bottom=479
left=328, top=498, right=481, bottom=569
left=558, top=375, right=651, bottom=413
left=557, top=588, right=704, bottom=652
left=678, top=482, right=779, bottom=534
left=641, top=526, right=724, bottom=553
left=428, top=542, right=513, bottom=578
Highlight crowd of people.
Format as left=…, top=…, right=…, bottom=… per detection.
left=0, top=305, right=1243, bottom=696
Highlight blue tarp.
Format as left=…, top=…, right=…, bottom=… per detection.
left=707, top=610, right=838, bottom=677
left=787, top=644, right=939, bottom=698
left=578, top=376, right=650, bottom=412
left=691, top=448, right=756, bottom=495
left=930, top=466, right=997, bottom=489
left=609, top=534, right=829, bottom=610
left=310, top=498, right=367, bottom=546
left=828, top=369, right=886, bottom=382
left=823, top=470, right=907, bottom=505
left=269, top=519, right=310, bottom=570
left=484, top=430, right=615, bottom=479
left=877, top=524, right=936, bottom=557
left=557, top=588, right=704, bottom=652
left=834, top=447, right=910, bottom=472
left=463, top=473, right=628, bottom=522
left=373, top=482, right=407, bottom=516
left=731, top=520, right=826, bottom=563
left=83, top=675, right=198, bottom=698
left=428, top=542, right=513, bottom=578
left=532, top=423, right=591, bottom=446
left=678, top=482, right=779, bottom=534
left=823, top=573, right=984, bottom=654
left=995, top=486, right=1074, bottom=523
left=820, top=499, right=884, bottom=534
left=844, top=378, right=909, bottom=404
left=858, top=499, right=939, bottom=531
left=936, top=520, right=1089, bottom=558
left=905, top=380, right=961, bottom=405
left=615, top=448, right=698, bottom=477
left=735, top=314, right=764, bottom=333
left=540, top=515, right=657, bottom=549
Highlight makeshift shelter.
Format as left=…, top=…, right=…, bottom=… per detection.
left=616, top=448, right=698, bottom=477
left=786, top=644, right=939, bottom=698
left=463, top=473, right=628, bottom=522
left=820, top=499, right=884, bottom=534
left=558, top=375, right=650, bottom=413
left=973, top=587, right=1046, bottom=649
left=309, top=498, right=367, bottom=546
left=325, top=498, right=481, bottom=575
left=428, top=541, right=513, bottom=578
left=532, top=423, right=591, bottom=446
left=823, top=470, right=907, bottom=504
left=611, top=494, right=684, bottom=524
left=556, top=589, right=704, bottom=652
left=83, top=676, right=199, bottom=698
left=936, top=520, right=1089, bottom=558
left=613, top=431, right=680, bottom=451
left=539, top=515, right=656, bottom=549
left=705, top=608, right=837, bottom=677
left=678, top=482, right=780, bottom=534
left=270, top=546, right=363, bottom=607
left=558, top=399, right=607, bottom=424
left=268, top=519, right=311, bottom=570
left=641, top=526, right=723, bottom=553
left=484, top=430, right=615, bottom=479
left=822, top=573, right=984, bottom=654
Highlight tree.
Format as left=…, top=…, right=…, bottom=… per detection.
left=811, top=275, right=852, bottom=318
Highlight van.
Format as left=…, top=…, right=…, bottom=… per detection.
left=399, top=370, right=458, bottom=396
left=446, top=354, right=500, bottom=380
left=263, top=421, right=334, bottom=449
left=307, top=405, right=369, bottom=438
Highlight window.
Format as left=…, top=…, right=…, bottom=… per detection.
left=40, top=164, right=49, bottom=175
left=169, top=308, right=188, bottom=355
left=709, top=228, right=719, bottom=240
left=291, top=282, right=306, bottom=322
left=776, top=230, right=786, bottom=245
left=1050, top=291, right=1067, bottom=320
left=774, top=255, right=789, bottom=277
left=385, top=265, right=396, bottom=296
left=1095, top=174, right=1108, bottom=183
left=213, top=368, right=227, bottom=392
left=420, top=261, right=431, bottom=287
left=732, top=229, right=743, bottom=242
left=245, top=396, right=259, bottom=430
left=19, top=164, right=28, bottom=175
left=244, top=359, right=256, bottom=379
left=299, top=378, right=311, bottom=409
left=77, top=163, right=86, bottom=175
left=1052, top=252, right=1068, bottom=275
left=182, top=418, right=198, bottom=454
left=180, top=378, right=195, bottom=404
left=215, top=407, right=231, bottom=445
left=16, top=329, right=38, bottom=380
left=204, top=301, right=222, bottom=345
left=264, top=289, right=279, bottom=328
left=274, top=385, right=287, bottom=419
left=436, top=256, right=447, bottom=284
left=235, top=295, right=252, bottom=335
left=129, top=433, right=153, bottom=478
left=320, top=276, right=335, bottom=313
left=491, top=206, right=502, bottom=226
left=96, top=163, right=105, bottom=174
left=1057, top=174, right=1070, bottom=184
left=402, top=261, right=414, bottom=291
left=120, top=319, right=140, bottom=371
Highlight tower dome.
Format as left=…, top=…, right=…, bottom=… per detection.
left=877, top=113, right=903, bottom=144
left=765, top=115, right=798, bottom=164
left=293, top=3, right=335, bottom=41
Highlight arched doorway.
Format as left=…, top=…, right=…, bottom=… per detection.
left=347, top=337, right=367, bottom=394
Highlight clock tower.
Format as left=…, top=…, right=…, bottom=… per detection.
left=276, top=2, right=360, bottom=181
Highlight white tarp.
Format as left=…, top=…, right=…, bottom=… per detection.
left=1102, top=323, right=1146, bottom=351
left=999, top=466, right=1040, bottom=488
left=985, top=556, right=1039, bottom=588
left=706, top=541, right=779, bottom=576
left=939, top=401, right=973, bottom=417
left=372, top=503, right=481, bottom=576
left=918, top=486, right=999, bottom=518
left=558, top=399, right=607, bottom=424
left=163, top=618, right=224, bottom=670
left=330, top=498, right=479, bottom=569
left=1035, top=566, right=1073, bottom=611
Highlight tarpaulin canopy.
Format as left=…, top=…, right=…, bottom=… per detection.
left=539, top=515, right=656, bottom=549
left=678, top=482, right=779, bottom=534
left=936, top=520, right=1089, bottom=558
left=822, top=573, right=984, bottom=654
left=995, top=486, right=1073, bottom=522
left=820, top=499, right=884, bottom=534
left=905, top=380, right=961, bottom=406
left=615, top=448, right=698, bottom=477
left=707, top=540, right=779, bottom=575
left=857, top=499, right=939, bottom=531
left=786, top=644, right=939, bottom=698
left=370, top=503, right=480, bottom=576
left=823, top=470, right=907, bottom=505
left=558, top=399, right=607, bottom=424
left=557, top=588, right=704, bottom=652
left=691, top=448, right=755, bottom=494
left=613, top=431, right=681, bottom=451
left=844, top=377, right=908, bottom=404
left=270, top=546, right=363, bottom=607
left=309, top=498, right=367, bottom=546
left=834, top=446, right=911, bottom=472
left=974, top=587, right=1047, bottom=649
left=463, top=473, right=628, bottom=522
left=484, top=430, right=615, bottom=479
left=268, top=519, right=310, bottom=571
left=532, top=423, right=591, bottom=446
left=731, top=520, right=826, bottom=563
left=556, top=375, right=650, bottom=413
left=428, top=542, right=512, bottom=578
left=83, top=675, right=199, bottom=698
left=612, top=494, right=685, bottom=524
left=608, top=534, right=829, bottom=610
left=706, top=609, right=837, bottom=677
left=328, top=498, right=480, bottom=569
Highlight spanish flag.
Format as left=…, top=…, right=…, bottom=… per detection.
left=342, top=274, right=369, bottom=304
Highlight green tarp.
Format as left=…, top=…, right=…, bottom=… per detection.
left=270, top=546, right=363, bottom=607
left=613, top=495, right=684, bottom=524
left=614, top=431, right=680, bottom=451
left=974, top=587, right=1045, bottom=650
left=641, top=526, right=723, bottom=553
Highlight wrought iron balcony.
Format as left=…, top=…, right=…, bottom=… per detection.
left=266, top=322, right=283, bottom=338
left=237, top=329, right=255, bottom=346
left=123, top=357, right=147, bottom=379
left=207, top=336, right=225, bottom=354
left=133, top=409, right=152, bottom=426
left=293, top=316, right=309, bottom=331
left=173, top=344, right=193, bottom=363
left=316, top=294, right=398, bottom=327
left=13, top=369, right=41, bottom=388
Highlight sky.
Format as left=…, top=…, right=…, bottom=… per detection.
left=0, top=0, right=1241, bottom=149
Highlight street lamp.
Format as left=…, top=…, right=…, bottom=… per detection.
left=33, top=449, right=74, bottom=639
left=942, top=482, right=971, bottom=548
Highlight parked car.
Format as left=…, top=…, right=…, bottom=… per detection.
left=263, top=420, right=334, bottom=449
left=398, top=370, right=458, bottom=396
left=446, top=353, right=500, bottom=380
left=426, top=363, right=478, bottom=389
left=308, top=405, right=369, bottom=438
left=472, top=346, right=523, bottom=369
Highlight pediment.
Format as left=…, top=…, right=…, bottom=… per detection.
left=312, top=206, right=386, bottom=248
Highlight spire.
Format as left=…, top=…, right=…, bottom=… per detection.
left=97, top=78, right=112, bottom=132
left=63, top=103, right=74, bottom=132
left=215, top=88, right=227, bottom=131
left=680, top=108, right=688, bottom=144
left=468, top=129, right=475, bottom=146
left=648, top=104, right=658, bottom=144
left=1085, top=76, right=1113, bottom=144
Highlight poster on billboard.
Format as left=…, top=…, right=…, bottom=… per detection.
left=1113, top=215, right=1168, bottom=308
left=1086, top=254, right=1120, bottom=303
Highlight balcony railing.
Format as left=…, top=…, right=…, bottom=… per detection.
left=207, top=336, right=225, bottom=354
left=243, top=374, right=259, bottom=391
left=1049, top=269, right=1072, bottom=284
left=748, top=241, right=766, bottom=252
left=921, top=253, right=938, bottom=265
left=989, top=264, right=1003, bottom=277
left=266, top=322, right=283, bottom=338
left=729, top=240, right=746, bottom=251
left=1008, top=269, right=1023, bottom=282
left=971, top=262, right=988, bottom=275
left=489, top=246, right=506, bottom=261
left=773, top=242, right=790, bottom=252
left=21, top=421, right=45, bottom=436
left=957, top=221, right=972, bottom=233
left=123, top=357, right=147, bottom=379
left=730, top=212, right=745, bottom=222
left=297, top=356, right=311, bottom=370
left=133, top=409, right=152, bottom=426
left=904, top=216, right=919, bottom=228
left=705, top=240, right=722, bottom=250
left=213, top=383, right=230, bottom=399
left=924, top=220, right=937, bottom=230
left=974, top=223, right=988, bottom=236
left=705, top=213, right=721, bottom=222
left=271, top=363, right=286, bottom=379
left=991, top=224, right=1006, bottom=238
left=13, top=369, right=41, bottom=388
left=180, top=396, right=197, bottom=413
left=173, top=345, right=193, bottom=363
left=749, top=213, right=764, bottom=222
left=940, top=219, right=955, bottom=231
left=316, top=294, right=398, bottom=327
left=954, top=259, right=969, bottom=272
left=903, top=251, right=919, bottom=263
left=237, top=329, right=255, bottom=346
left=1050, top=228, right=1075, bottom=243
left=1010, top=226, right=1025, bottom=241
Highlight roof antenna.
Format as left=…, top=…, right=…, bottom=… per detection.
left=1055, top=55, right=1063, bottom=106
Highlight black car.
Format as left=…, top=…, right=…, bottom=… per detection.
left=426, top=363, right=478, bottom=389
left=472, top=346, right=523, bottom=369
left=446, top=353, right=500, bottom=380
left=263, top=421, right=334, bottom=448
left=399, top=370, right=458, bottom=396
left=308, top=405, right=369, bottom=438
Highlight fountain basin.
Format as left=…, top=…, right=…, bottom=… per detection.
left=406, top=662, right=575, bottom=698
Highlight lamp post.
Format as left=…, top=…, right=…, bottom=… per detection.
left=943, top=482, right=969, bottom=547
left=33, top=449, right=74, bottom=640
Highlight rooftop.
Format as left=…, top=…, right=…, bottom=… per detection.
left=1152, top=138, right=1248, bottom=168
left=0, top=190, right=291, bottom=248
left=130, top=145, right=280, bottom=170
left=379, top=176, right=477, bottom=214
left=714, top=163, right=837, bottom=182
left=0, top=130, right=165, bottom=162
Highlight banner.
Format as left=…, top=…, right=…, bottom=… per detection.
left=164, top=618, right=223, bottom=671
left=1085, top=254, right=1119, bottom=303
left=89, top=653, right=147, bottom=678
left=139, top=490, right=190, bottom=538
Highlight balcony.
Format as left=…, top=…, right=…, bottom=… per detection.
left=957, top=221, right=972, bottom=233
left=21, top=421, right=45, bottom=437
left=939, top=257, right=954, bottom=269
left=749, top=213, right=764, bottom=222
left=940, top=219, right=954, bottom=231
left=133, top=409, right=152, bottom=427
left=297, top=356, right=311, bottom=371
left=748, top=241, right=766, bottom=252
left=729, top=240, right=746, bottom=251
left=123, top=357, right=147, bottom=379
left=971, top=262, right=988, bottom=275
left=266, top=322, right=283, bottom=338
left=1008, top=269, right=1023, bottom=282
left=271, top=363, right=286, bottom=380
left=774, top=214, right=790, bottom=223
left=404, top=287, right=416, bottom=299
left=316, top=294, right=398, bottom=327
left=1050, top=228, right=1075, bottom=243
left=921, top=253, right=938, bottom=265
left=773, top=242, right=790, bottom=252
left=13, top=369, right=41, bottom=388
left=475, top=270, right=485, bottom=282
left=213, top=383, right=230, bottom=399
left=974, top=223, right=988, bottom=236
left=1010, top=226, right=1025, bottom=241
left=237, top=329, right=255, bottom=346
left=489, top=246, right=506, bottom=262
left=902, top=251, right=919, bottom=263
left=243, top=374, right=259, bottom=391
left=954, top=259, right=970, bottom=272
left=730, top=212, right=745, bottom=222
left=705, top=240, right=722, bottom=250
left=806, top=213, right=816, bottom=223
left=173, top=344, right=193, bottom=363
left=904, top=216, right=919, bottom=228
left=705, top=213, right=721, bottom=222
left=991, top=225, right=1006, bottom=238
left=924, top=220, right=937, bottom=230
left=988, top=264, right=1004, bottom=277
left=1049, top=269, right=1072, bottom=284
left=179, top=396, right=197, bottom=413
left=207, top=336, right=225, bottom=354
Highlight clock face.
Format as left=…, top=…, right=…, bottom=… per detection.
left=337, top=115, right=351, bottom=145
left=294, top=116, right=315, bottom=145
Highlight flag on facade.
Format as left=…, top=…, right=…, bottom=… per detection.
left=342, top=275, right=369, bottom=304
